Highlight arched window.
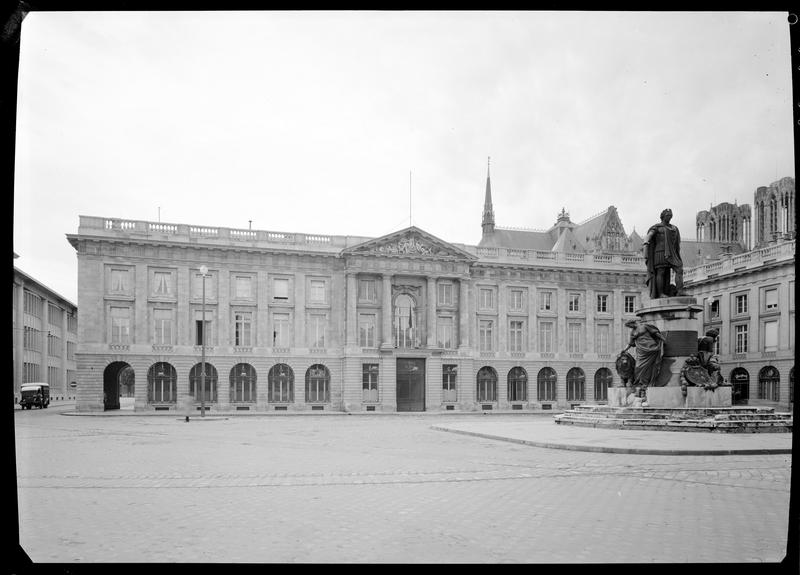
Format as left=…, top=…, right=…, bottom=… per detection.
left=189, top=363, right=218, bottom=402
left=268, top=363, right=294, bottom=403
left=769, top=196, right=778, bottom=234
left=537, top=367, right=557, bottom=402
left=476, top=366, right=497, bottom=402
left=394, top=293, right=417, bottom=348
left=566, top=367, right=585, bottom=402
left=507, top=367, right=528, bottom=402
left=230, top=363, right=256, bottom=403
left=730, top=367, right=750, bottom=405
left=790, top=367, right=795, bottom=404
left=306, top=364, right=330, bottom=403
left=594, top=368, right=613, bottom=402
left=758, top=366, right=780, bottom=402
left=147, top=362, right=176, bottom=403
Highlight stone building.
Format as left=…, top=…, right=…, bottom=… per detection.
left=13, top=255, right=79, bottom=403
left=67, top=168, right=650, bottom=413
left=65, top=167, right=795, bottom=414
left=753, top=176, right=795, bottom=248
left=683, top=237, right=794, bottom=411
left=695, top=201, right=752, bottom=250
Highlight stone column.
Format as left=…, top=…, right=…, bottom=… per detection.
left=497, top=281, right=507, bottom=354
left=427, top=276, right=437, bottom=348
left=346, top=272, right=357, bottom=347
left=294, top=273, right=305, bottom=349
left=458, top=277, right=469, bottom=350
left=380, top=274, right=393, bottom=349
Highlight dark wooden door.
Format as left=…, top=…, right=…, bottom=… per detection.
left=396, top=358, right=425, bottom=412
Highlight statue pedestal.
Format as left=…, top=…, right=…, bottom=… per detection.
left=608, top=387, right=635, bottom=407
left=636, top=296, right=703, bottom=391
left=645, top=386, right=686, bottom=408
left=686, top=386, right=732, bottom=407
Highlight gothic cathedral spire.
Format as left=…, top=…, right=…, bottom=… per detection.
left=482, top=156, right=495, bottom=236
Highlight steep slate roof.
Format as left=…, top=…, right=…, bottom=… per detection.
left=628, top=229, right=643, bottom=252
left=681, top=239, right=746, bottom=268
left=551, top=227, right=586, bottom=253
left=477, top=227, right=556, bottom=251
left=573, top=209, right=608, bottom=247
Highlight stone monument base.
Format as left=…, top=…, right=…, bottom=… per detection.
left=645, top=386, right=685, bottom=408
left=685, top=386, right=732, bottom=408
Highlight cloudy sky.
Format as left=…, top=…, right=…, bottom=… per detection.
left=13, top=11, right=795, bottom=304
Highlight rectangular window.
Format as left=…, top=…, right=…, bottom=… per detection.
left=735, top=324, right=748, bottom=354
left=67, top=341, right=76, bottom=361
left=67, top=313, right=77, bottom=334
left=110, top=307, right=130, bottom=344
left=194, top=311, right=213, bottom=346
left=442, top=365, right=457, bottom=402
left=437, top=316, right=454, bottom=349
left=358, top=279, right=377, bottom=302
left=48, top=303, right=64, bottom=326
left=763, top=320, right=779, bottom=352
left=362, top=364, right=379, bottom=402
left=272, top=313, right=290, bottom=347
left=47, top=333, right=61, bottom=357
left=710, top=298, right=720, bottom=319
left=624, top=295, right=636, bottom=314
left=568, top=293, right=580, bottom=312
left=234, top=312, right=253, bottom=346
left=438, top=283, right=454, bottom=306
left=509, top=320, right=524, bottom=352
left=48, top=366, right=59, bottom=386
left=110, top=269, right=129, bottom=293
left=309, top=280, right=326, bottom=303
left=24, top=291, right=43, bottom=317
left=567, top=323, right=582, bottom=353
left=596, top=324, right=610, bottom=354
left=192, top=271, right=216, bottom=300
left=538, top=321, right=553, bottom=353
left=153, top=309, right=172, bottom=345
left=153, top=272, right=172, bottom=296
left=596, top=294, right=608, bottom=313
left=479, top=319, right=493, bottom=351
left=764, top=288, right=778, bottom=311
left=735, top=294, right=748, bottom=315
left=479, top=288, right=494, bottom=310
left=273, top=278, right=289, bottom=300
left=234, top=276, right=252, bottom=299
left=23, top=327, right=41, bottom=351
left=539, top=290, right=553, bottom=312
left=509, top=289, right=524, bottom=311
left=309, top=314, right=326, bottom=348
left=359, top=314, right=376, bottom=347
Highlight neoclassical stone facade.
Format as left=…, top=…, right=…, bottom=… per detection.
left=67, top=215, right=650, bottom=413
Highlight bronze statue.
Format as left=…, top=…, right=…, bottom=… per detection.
left=642, top=208, right=683, bottom=298
left=680, top=328, right=728, bottom=394
left=622, top=319, right=665, bottom=395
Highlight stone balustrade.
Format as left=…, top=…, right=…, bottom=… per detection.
left=79, top=215, right=371, bottom=252
left=684, top=239, right=795, bottom=284
left=471, top=245, right=645, bottom=268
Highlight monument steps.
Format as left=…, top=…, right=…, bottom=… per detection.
left=555, top=405, right=792, bottom=433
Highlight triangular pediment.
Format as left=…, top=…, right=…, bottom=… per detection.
left=343, top=226, right=477, bottom=261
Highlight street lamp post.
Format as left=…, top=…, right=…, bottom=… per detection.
left=199, top=265, right=208, bottom=417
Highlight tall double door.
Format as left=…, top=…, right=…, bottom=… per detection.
left=396, top=358, right=425, bottom=412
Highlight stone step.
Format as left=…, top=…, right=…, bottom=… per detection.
left=571, top=405, right=775, bottom=415
left=555, top=413, right=792, bottom=432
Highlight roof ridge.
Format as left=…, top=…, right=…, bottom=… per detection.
left=495, top=225, right=550, bottom=233
left=575, top=208, right=609, bottom=226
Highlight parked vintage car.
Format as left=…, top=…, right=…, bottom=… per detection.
left=19, top=382, right=50, bottom=410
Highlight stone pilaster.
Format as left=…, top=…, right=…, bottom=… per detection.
left=458, top=277, right=470, bottom=350
left=380, top=274, right=393, bottom=349
left=427, top=276, right=437, bottom=348
left=346, top=272, right=357, bottom=346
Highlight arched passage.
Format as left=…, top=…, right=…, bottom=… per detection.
left=103, top=361, right=132, bottom=411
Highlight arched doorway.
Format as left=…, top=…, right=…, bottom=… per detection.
left=594, top=368, right=613, bottom=402
left=103, top=362, right=132, bottom=411
left=729, top=367, right=749, bottom=405
left=476, top=366, right=497, bottom=403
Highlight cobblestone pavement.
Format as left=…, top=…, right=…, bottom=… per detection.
left=14, top=405, right=792, bottom=564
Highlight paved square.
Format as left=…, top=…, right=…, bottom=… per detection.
left=14, top=406, right=792, bottom=563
